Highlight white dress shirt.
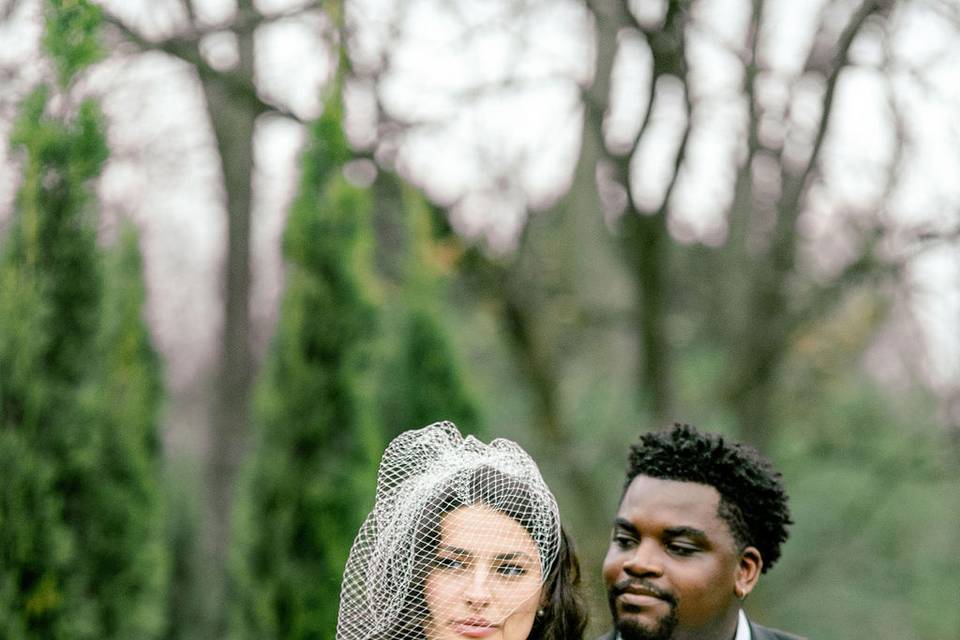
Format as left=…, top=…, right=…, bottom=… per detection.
left=734, top=609, right=752, bottom=640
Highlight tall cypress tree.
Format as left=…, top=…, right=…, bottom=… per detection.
left=229, top=97, right=379, bottom=640
left=0, top=2, right=168, bottom=637
left=392, top=306, right=481, bottom=434
left=85, top=226, right=169, bottom=638
left=377, top=178, right=482, bottom=440
left=0, top=70, right=106, bottom=640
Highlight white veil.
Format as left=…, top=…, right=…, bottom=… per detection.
left=336, top=422, right=561, bottom=640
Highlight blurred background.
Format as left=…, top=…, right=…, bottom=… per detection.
left=1, top=0, right=959, bottom=638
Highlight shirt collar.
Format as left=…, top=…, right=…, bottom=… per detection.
left=612, top=609, right=751, bottom=640
left=734, top=609, right=751, bottom=640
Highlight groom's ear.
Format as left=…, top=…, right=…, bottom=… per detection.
left=734, top=546, right=762, bottom=598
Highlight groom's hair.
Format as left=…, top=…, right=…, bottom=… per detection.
left=623, top=423, right=792, bottom=572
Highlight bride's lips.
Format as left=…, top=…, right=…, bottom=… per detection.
left=451, top=618, right=499, bottom=638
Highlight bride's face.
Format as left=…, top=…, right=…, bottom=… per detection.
left=423, top=505, right=544, bottom=640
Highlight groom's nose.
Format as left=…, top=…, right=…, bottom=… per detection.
left=622, top=539, right=665, bottom=578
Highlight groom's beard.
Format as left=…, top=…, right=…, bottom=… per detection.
left=608, top=579, right=679, bottom=640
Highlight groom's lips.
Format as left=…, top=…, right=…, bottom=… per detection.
left=618, top=591, right=667, bottom=610
left=613, top=582, right=675, bottom=611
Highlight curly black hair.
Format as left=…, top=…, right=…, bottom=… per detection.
left=623, top=423, right=792, bottom=572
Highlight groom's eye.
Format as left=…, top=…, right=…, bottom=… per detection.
left=612, top=533, right=636, bottom=549
left=665, top=540, right=700, bottom=556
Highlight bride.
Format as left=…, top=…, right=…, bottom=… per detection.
left=337, top=422, right=587, bottom=640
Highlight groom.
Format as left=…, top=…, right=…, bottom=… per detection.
left=601, top=423, right=804, bottom=640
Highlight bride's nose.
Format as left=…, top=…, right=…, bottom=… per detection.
left=463, top=566, right=493, bottom=607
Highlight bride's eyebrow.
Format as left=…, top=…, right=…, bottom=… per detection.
left=493, top=552, right=533, bottom=562
left=436, top=544, right=470, bottom=556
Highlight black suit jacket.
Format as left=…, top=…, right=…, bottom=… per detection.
left=598, top=617, right=806, bottom=640
left=749, top=619, right=806, bottom=640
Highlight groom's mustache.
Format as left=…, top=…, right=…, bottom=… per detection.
left=610, top=578, right=678, bottom=607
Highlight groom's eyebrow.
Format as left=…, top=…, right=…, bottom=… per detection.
left=613, top=518, right=638, bottom=534
left=663, top=526, right=708, bottom=541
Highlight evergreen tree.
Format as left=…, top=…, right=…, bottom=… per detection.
left=377, top=178, right=482, bottom=440
left=0, top=69, right=106, bottom=640
left=229, top=98, right=379, bottom=640
left=392, top=306, right=481, bottom=435
left=0, top=2, right=168, bottom=637
left=84, top=226, right=169, bottom=638
left=0, top=429, right=75, bottom=639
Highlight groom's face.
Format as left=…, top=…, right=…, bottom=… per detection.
left=602, top=475, right=755, bottom=640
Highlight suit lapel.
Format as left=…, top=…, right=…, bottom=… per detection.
left=749, top=619, right=770, bottom=640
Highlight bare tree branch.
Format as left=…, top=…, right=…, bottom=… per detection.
left=726, top=0, right=766, bottom=255
left=0, top=0, right=25, bottom=23
left=796, top=225, right=891, bottom=334
left=924, top=0, right=960, bottom=27
left=719, top=1, right=895, bottom=447
left=780, top=0, right=890, bottom=233
left=99, top=11, right=309, bottom=124
left=614, top=0, right=692, bottom=422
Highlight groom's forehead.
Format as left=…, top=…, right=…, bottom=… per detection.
left=616, top=476, right=724, bottom=525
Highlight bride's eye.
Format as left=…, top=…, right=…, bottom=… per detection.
left=496, top=562, right=527, bottom=577
left=434, top=555, right=465, bottom=571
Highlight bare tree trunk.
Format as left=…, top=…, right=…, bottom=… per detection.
left=200, top=7, right=258, bottom=633
left=607, top=0, right=690, bottom=424
left=371, top=168, right=408, bottom=284
left=621, top=212, right=672, bottom=422
left=97, top=1, right=275, bottom=633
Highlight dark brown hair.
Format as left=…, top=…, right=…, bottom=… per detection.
left=526, top=527, right=587, bottom=640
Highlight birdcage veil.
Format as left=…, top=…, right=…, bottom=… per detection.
left=337, top=421, right=561, bottom=640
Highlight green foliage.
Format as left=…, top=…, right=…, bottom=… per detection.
left=0, top=83, right=106, bottom=640
left=0, top=6, right=168, bottom=634
left=732, top=375, right=960, bottom=640
left=0, top=252, right=55, bottom=443
left=74, top=226, right=169, bottom=639
left=229, top=105, right=380, bottom=640
left=8, top=88, right=106, bottom=395
left=377, top=182, right=482, bottom=440
left=0, top=430, right=75, bottom=640
left=97, top=227, right=164, bottom=459
left=387, top=307, right=481, bottom=435
left=43, top=0, right=104, bottom=87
